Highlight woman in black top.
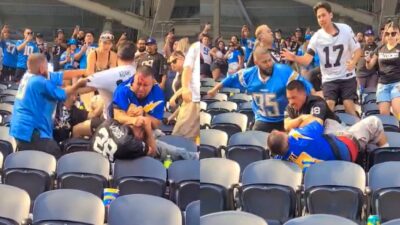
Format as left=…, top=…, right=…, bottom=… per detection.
left=366, top=22, right=400, bottom=117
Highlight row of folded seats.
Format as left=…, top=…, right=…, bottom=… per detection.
left=1, top=184, right=200, bottom=225
left=201, top=158, right=400, bottom=225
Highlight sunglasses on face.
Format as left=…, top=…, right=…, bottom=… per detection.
left=385, top=32, right=398, bottom=37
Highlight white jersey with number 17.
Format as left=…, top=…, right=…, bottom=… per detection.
left=308, top=23, right=360, bottom=83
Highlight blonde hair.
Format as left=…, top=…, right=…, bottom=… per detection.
left=176, top=37, right=190, bottom=55
left=255, top=25, right=269, bottom=38
left=27, top=53, right=47, bottom=74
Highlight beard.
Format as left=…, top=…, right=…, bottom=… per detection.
left=138, top=47, right=146, bottom=52
left=260, top=67, right=273, bottom=77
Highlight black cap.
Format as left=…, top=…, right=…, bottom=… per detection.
left=274, top=29, right=282, bottom=33
left=36, top=33, right=43, bottom=38
left=57, top=29, right=64, bottom=34
left=295, top=27, right=302, bottom=32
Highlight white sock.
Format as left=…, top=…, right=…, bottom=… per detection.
left=381, top=143, right=390, bottom=148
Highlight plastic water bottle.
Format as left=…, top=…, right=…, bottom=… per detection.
left=367, top=215, right=381, bottom=225
left=164, top=155, right=172, bottom=169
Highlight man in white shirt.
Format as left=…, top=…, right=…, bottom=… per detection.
left=72, top=41, right=136, bottom=138
left=172, top=41, right=200, bottom=141
left=281, top=1, right=362, bottom=117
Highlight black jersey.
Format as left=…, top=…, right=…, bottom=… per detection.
left=287, top=95, right=340, bottom=122
left=136, top=52, right=168, bottom=83
left=375, top=43, right=400, bottom=84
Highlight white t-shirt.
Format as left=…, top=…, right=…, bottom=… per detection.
left=200, top=43, right=212, bottom=65
left=87, top=64, right=136, bottom=118
left=184, top=42, right=200, bottom=102
left=308, top=23, right=360, bottom=83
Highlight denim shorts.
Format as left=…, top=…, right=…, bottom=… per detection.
left=376, top=81, right=400, bottom=102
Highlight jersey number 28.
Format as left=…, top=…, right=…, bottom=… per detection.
left=93, top=127, right=118, bottom=161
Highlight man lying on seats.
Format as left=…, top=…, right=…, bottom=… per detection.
left=10, top=53, right=87, bottom=158
left=267, top=114, right=389, bottom=169
left=90, top=65, right=198, bottom=162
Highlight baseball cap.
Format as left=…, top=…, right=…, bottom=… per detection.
left=274, top=29, right=282, bottom=33
left=364, top=29, right=374, bottom=36
left=67, top=39, right=77, bottom=46
left=146, top=37, right=157, bottom=45
left=57, top=29, right=64, bottom=34
left=36, top=33, right=43, bottom=38
left=295, top=27, right=302, bottom=32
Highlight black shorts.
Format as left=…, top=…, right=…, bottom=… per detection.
left=90, top=116, right=105, bottom=134
left=1, top=65, right=16, bottom=82
left=252, top=120, right=284, bottom=133
left=15, top=68, right=26, bottom=82
left=322, top=77, right=357, bottom=101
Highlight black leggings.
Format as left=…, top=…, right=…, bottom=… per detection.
left=252, top=120, right=284, bottom=133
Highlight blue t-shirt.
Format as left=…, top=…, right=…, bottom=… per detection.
left=0, top=39, right=17, bottom=68
left=240, top=37, right=256, bottom=62
left=221, top=64, right=313, bottom=123
left=16, top=40, right=39, bottom=69
left=227, top=49, right=241, bottom=64
left=78, top=44, right=97, bottom=69
left=10, top=71, right=66, bottom=142
left=280, top=121, right=350, bottom=169
left=60, top=49, right=79, bottom=70
left=112, top=76, right=165, bottom=120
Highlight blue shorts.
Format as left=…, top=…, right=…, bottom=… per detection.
left=376, top=81, right=400, bottom=102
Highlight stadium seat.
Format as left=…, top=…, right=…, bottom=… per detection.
left=383, top=219, right=400, bottom=225
left=206, top=101, right=237, bottom=117
left=200, top=158, right=240, bottom=215
left=185, top=200, right=200, bottom=225
left=158, top=135, right=197, bottom=153
left=362, top=93, right=376, bottom=105
left=202, top=93, right=228, bottom=104
left=0, top=89, right=17, bottom=97
left=108, top=194, right=182, bottom=225
left=362, top=103, right=380, bottom=116
left=0, top=184, right=30, bottom=225
left=220, top=87, right=240, bottom=96
left=335, top=113, right=360, bottom=126
left=3, top=151, right=56, bottom=206
left=168, top=160, right=199, bottom=210
left=369, top=162, right=400, bottom=222
left=200, top=101, right=207, bottom=111
left=385, top=132, right=400, bottom=147
left=200, top=111, right=212, bottom=129
left=201, top=77, right=216, bottom=87
left=229, top=93, right=252, bottom=104
left=0, top=95, right=15, bottom=105
left=372, top=115, right=400, bottom=132
left=0, top=126, right=16, bottom=158
left=200, top=211, right=268, bottom=225
left=159, top=123, right=174, bottom=135
left=334, top=104, right=346, bottom=114
left=283, top=214, right=357, bottom=225
left=0, top=103, right=13, bottom=125
left=226, top=131, right=270, bottom=173
left=304, top=161, right=366, bottom=221
left=238, top=101, right=254, bottom=129
left=211, top=112, right=247, bottom=138
left=32, top=189, right=104, bottom=225
left=61, top=138, right=91, bottom=153
left=200, top=86, right=213, bottom=97
left=363, top=87, right=376, bottom=94
left=200, top=129, right=228, bottom=158
left=240, top=159, right=302, bottom=225
left=56, top=151, right=110, bottom=198
left=368, top=137, right=400, bottom=168
left=113, top=156, right=166, bottom=197
left=0, top=84, right=7, bottom=91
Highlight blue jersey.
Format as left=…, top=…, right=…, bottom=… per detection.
left=279, top=121, right=350, bottom=169
left=16, top=40, right=39, bottom=69
left=241, top=37, right=256, bottom=62
left=0, top=39, right=17, bottom=68
left=227, top=49, right=241, bottom=64
left=221, top=64, right=313, bottom=123
left=112, top=76, right=165, bottom=120
left=60, top=49, right=79, bottom=70
left=79, top=44, right=97, bottom=69
left=10, top=71, right=65, bottom=142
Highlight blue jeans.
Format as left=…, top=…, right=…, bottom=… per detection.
left=155, top=140, right=198, bottom=161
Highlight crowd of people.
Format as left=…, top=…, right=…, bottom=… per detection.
left=0, top=23, right=200, bottom=162
left=202, top=1, right=400, bottom=169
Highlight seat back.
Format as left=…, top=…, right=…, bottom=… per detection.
left=229, top=93, right=252, bottom=104
left=284, top=214, right=358, bottom=225
left=241, top=160, right=302, bottom=223
left=200, top=111, right=212, bottom=129
left=385, top=132, right=400, bottom=147
left=158, top=135, right=197, bottom=152
left=0, top=126, right=16, bottom=158
left=185, top=200, right=200, bottom=225
left=369, top=162, right=400, bottom=222
left=369, top=147, right=400, bottom=168
left=335, top=113, right=360, bottom=126
left=0, top=184, right=30, bottom=225
left=113, top=156, right=166, bottom=196
left=168, top=160, right=200, bottom=210
left=108, top=194, right=182, bottom=225
left=200, top=129, right=228, bottom=158
left=56, top=151, right=110, bottom=198
left=383, top=219, right=400, bottom=225
left=61, top=138, right=91, bottom=154
left=3, top=151, right=56, bottom=204
left=373, top=115, right=399, bottom=132
left=33, top=189, right=104, bottom=225
left=206, top=101, right=237, bottom=117
left=200, top=158, right=240, bottom=215
left=304, top=161, right=365, bottom=220
left=211, top=113, right=247, bottom=138
left=200, top=211, right=267, bottom=225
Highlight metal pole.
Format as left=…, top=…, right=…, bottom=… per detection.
left=213, top=0, right=220, bottom=39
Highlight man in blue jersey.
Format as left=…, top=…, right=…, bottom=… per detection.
left=240, top=25, right=256, bottom=65
left=10, top=54, right=87, bottom=158
left=113, top=65, right=165, bottom=130
left=15, top=28, right=39, bottom=82
left=0, top=25, right=17, bottom=82
left=208, top=45, right=313, bottom=132
left=267, top=114, right=389, bottom=170
left=74, top=31, right=97, bottom=69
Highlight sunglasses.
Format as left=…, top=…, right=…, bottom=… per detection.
left=385, top=32, right=397, bottom=37
left=169, top=58, right=180, bottom=64
left=100, top=33, right=114, bottom=41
